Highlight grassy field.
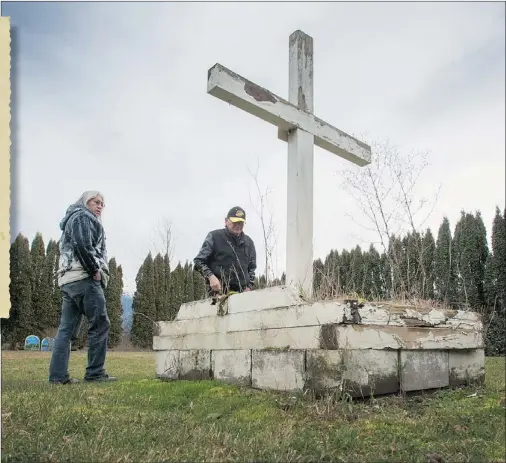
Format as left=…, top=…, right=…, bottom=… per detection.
left=1, top=351, right=504, bottom=463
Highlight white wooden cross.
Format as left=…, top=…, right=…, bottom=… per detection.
left=207, top=30, right=371, bottom=297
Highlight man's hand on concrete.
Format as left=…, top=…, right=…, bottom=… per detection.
left=209, top=275, right=221, bottom=292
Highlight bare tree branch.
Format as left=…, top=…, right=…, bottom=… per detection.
left=246, top=157, right=277, bottom=285
left=338, top=138, right=440, bottom=300
left=151, top=217, right=176, bottom=264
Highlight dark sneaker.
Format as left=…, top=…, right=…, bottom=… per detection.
left=84, top=374, right=117, bottom=383
left=50, top=378, right=80, bottom=385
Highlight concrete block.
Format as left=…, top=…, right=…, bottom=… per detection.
left=175, top=299, right=216, bottom=321
left=157, top=301, right=345, bottom=337
left=155, top=350, right=180, bottom=379
left=154, top=323, right=482, bottom=352
left=358, top=305, right=482, bottom=330
left=400, top=350, right=449, bottom=391
left=160, top=301, right=483, bottom=338
left=326, top=325, right=483, bottom=350
left=179, top=350, right=211, bottom=380
left=305, top=350, right=398, bottom=397
left=449, top=349, right=485, bottom=386
left=252, top=350, right=305, bottom=392
left=212, top=349, right=251, bottom=386
left=227, top=285, right=306, bottom=314
left=153, top=325, right=322, bottom=351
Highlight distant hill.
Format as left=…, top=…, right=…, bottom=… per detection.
left=121, top=293, right=133, bottom=333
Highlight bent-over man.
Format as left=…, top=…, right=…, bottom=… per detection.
left=194, top=206, right=256, bottom=296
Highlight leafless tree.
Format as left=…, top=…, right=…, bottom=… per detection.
left=339, top=137, right=441, bottom=300
left=246, top=157, right=278, bottom=286
left=151, top=217, right=176, bottom=264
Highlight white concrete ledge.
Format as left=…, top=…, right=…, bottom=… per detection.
left=160, top=294, right=483, bottom=336
left=173, top=285, right=306, bottom=321
left=330, top=325, right=483, bottom=351
left=154, top=323, right=482, bottom=352
left=227, top=285, right=305, bottom=314
left=154, top=326, right=322, bottom=351
left=174, top=299, right=216, bottom=321
left=159, top=300, right=344, bottom=336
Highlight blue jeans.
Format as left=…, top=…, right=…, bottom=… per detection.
left=49, top=277, right=110, bottom=382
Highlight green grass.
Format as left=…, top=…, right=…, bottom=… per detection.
left=1, top=351, right=505, bottom=462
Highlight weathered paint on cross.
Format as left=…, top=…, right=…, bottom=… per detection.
left=207, top=30, right=371, bottom=297
left=285, top=31, right=315, bottom=297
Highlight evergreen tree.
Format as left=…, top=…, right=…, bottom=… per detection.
left=4, top=234, right=33, bottom=348
left=363, top=245, right=383, bottom=300
left=192, top=269, right=206, bottom=301
left=153, top=253, right=166, bottom=320
left=453, top=211, right=489, bottom=308
left=117, top=265, right=127, bottom=335
left=322, top=250, right=339, bottom=296
left=169, top=263, right=185, bottom=320
left=388, top=235, right=404, bottom=298
left=52, top=240, right=62, bottom=321
left=339, top=249, right=352, bottom=295
left=105, top=258, right=123, bottom=348
left=42, top=239, right=61, bottom=332
left=434, top=217, right=454, bottom=303
left=421, top=229, right=436, bottom=300
left=484, top=253, right=496, bottom=308
left=349, top=246, right=364, bottom=295
left=183, top=261, right=195, bottom=302
left=483, top=207, right=506, bottom=356
left=379, top=251, right=390, bottom=299
left=30, top=233, right=53, bottom=337
left=408, top=231, right=423, bottom=297
left=313, top=258, right=324, bottom=296
left=490, top=207, right=506, bottom=310
left=131, top=253, right=157, bottom=348
left=160, top=253, right=172, bottom=321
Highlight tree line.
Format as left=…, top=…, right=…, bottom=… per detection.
left=2, top=232, right=123, bottom=350
left=3, top=206, right=504, bottom=356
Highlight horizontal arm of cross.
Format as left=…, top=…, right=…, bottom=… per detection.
left=207, top=64, right=371, bottom=167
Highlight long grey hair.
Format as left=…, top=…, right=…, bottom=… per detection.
left=74, top=190, right=105, bottom=222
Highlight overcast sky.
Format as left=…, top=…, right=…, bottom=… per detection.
left=3, top=2, right=505, bottom=294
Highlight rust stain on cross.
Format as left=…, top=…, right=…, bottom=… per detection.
left=244, top=81, right=277, bottom=104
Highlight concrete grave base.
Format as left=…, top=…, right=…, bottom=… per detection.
left=154, top=286, right=485, bottom=397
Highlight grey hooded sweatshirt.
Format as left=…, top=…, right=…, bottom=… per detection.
left=57, top=191, right=109, bottom=288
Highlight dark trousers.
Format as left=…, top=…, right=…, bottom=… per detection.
left=49, top=277, right=110, bottom=382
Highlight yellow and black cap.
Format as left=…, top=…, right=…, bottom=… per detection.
left=227, top=206, right=246, bottom=223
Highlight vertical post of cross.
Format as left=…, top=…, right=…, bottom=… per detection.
left=286, top=30, right=315, bottom=298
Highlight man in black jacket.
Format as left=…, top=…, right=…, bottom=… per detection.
left=194, top=206, right=257, bottom=296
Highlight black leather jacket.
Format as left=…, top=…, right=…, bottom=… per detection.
left=194, top=228, right=256, bottom=291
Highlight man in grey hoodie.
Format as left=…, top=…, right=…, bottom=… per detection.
left=49, top=191, right=116, bottom=384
